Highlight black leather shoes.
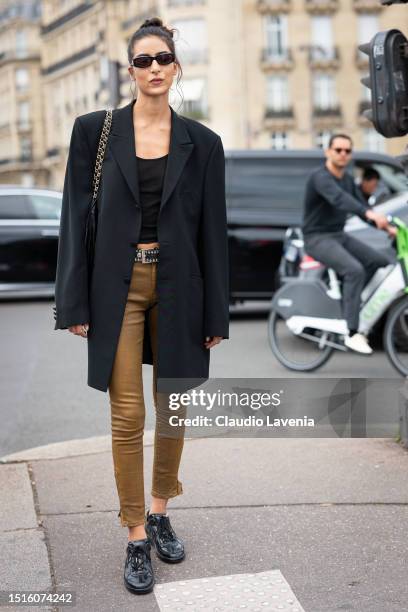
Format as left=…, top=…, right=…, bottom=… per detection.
left=124, top=538, right=155, bottom=594
left=145, top=510, right=185, bottom=563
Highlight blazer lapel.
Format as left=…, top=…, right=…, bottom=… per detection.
left=108, top=99, right=194, bottom=212
left=160, top=107, right=194, bottom=215
left=108, top=100, right=140, bottom=205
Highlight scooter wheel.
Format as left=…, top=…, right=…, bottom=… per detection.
left=384, top=296, right=408, bottom=377
left=268, top=309, right=334, bottom=372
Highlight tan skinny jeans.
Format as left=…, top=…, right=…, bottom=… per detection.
left=108, top=260, right=186, bottom=527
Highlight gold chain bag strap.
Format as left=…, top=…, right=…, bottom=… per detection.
left=85, top=109, right=113, bottom=285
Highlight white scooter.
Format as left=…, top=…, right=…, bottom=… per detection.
left=268, top=216, right=408, bottom=375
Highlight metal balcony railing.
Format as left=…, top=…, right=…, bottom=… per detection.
left=17, top=120, right=32, bottom=131
left=260, top=47, right=294, bottom=70
left=353, top=0, right=383, bottom=11
left=257, top=0, right=291, bottom=13
left=305, top=0, right=339, bottom=13
left=264, top=107, right=294, bottom=119
left=308, top=45, right=340, bottom=67
left=313, top=104, right=342, bottom=117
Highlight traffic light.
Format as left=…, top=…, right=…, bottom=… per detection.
left=359, top=29, right=408, bottom=137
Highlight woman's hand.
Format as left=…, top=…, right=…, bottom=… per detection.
left=204, top=336, right=223, bottom=349
left=68, top=323, right=89, bottom=338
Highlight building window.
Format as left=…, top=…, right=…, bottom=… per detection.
left=313, top=74, right=337, bottom=109
left=18, top=101, right=30, bottom=129
left=315, top=130, right=331, bottom=148
left=15, top=30, right=27, bottom=56
left=171, top=18, right=207, bottom=64
left=264, top=15, right=288, bottom=59
left=311, top=16, right=334, bottom=59
left=266, top=75, right=290, bottom=111
left=20, top=136, right=32, bottom=160
left=15, top=68, right=29, bottom=91
left=271, top=131, right=289, bottom=150
left=358, top=14, right=378, bottom=43
left=362, top=128, right=386, bottom=152
left=180, top=78, right=207, bottom=119
left=357, top=14, right=378, bottom=59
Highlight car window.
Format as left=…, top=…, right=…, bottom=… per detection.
left=0, top=194, right=33, bottom=219
left=227, top=158, right=320, bottom=210
left=29, top=194, right=62, bottom=220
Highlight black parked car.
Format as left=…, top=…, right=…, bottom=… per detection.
left=0, top=186, right=62, bottom=298
left=226, top=149, right=407, bottom=303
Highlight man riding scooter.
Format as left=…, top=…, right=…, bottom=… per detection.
left=302, top=133, right=396, bottom=355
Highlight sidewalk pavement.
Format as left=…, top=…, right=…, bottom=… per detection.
left=1, top=433, right=408, bottom=612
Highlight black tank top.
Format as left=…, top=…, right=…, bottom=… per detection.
left=136, top=154, right=168, bottom=243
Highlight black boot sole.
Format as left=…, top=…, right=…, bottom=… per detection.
left=124, top=578, right=155, bottom=595
left=156, top=549, right=185, bottom=563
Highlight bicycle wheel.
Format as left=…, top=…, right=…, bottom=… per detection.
left=384, top=296, right=408, bottom=376
left=268, top=309, right=334, bottom=372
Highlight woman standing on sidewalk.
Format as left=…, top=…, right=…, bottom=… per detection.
left=53, top=18, right=229, bottom=595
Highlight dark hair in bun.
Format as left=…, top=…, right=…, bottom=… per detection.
left=140, top=17, right=173, bottom=36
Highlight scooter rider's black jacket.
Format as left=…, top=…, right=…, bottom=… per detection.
left=302, top=165, right=369, bottom=236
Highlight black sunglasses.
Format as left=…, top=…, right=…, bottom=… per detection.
left=332, top=147, right=352, bottom=154
left=131, top=52, right=175, bottom=69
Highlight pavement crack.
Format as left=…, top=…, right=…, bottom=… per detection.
left=38, top=500, right=408, bottom=519
left=27, top=462, right=60, bottom=612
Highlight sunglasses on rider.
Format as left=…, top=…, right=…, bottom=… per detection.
left=131, top=52, right=175, bottom=69
left=332, top=147, right=352, bottom=155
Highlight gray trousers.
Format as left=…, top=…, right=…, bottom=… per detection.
left=303, top=231, right=391, bottom=331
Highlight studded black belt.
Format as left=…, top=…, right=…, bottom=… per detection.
left=135, top=246, right=159, bottom=263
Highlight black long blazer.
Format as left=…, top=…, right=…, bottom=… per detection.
left=53, top=99, right=230, bottom=393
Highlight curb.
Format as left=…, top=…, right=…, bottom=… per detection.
left=0, top=431, right=200, bottom=464
left=0, top=432, right=155, bottom=463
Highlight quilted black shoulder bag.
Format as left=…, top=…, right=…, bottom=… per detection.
left=84, top=108, right=113, bottom=285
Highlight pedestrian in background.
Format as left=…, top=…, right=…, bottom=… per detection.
left=53, top=17, right=229, bottom=595
left=359, top=167, right=381, bottom=203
